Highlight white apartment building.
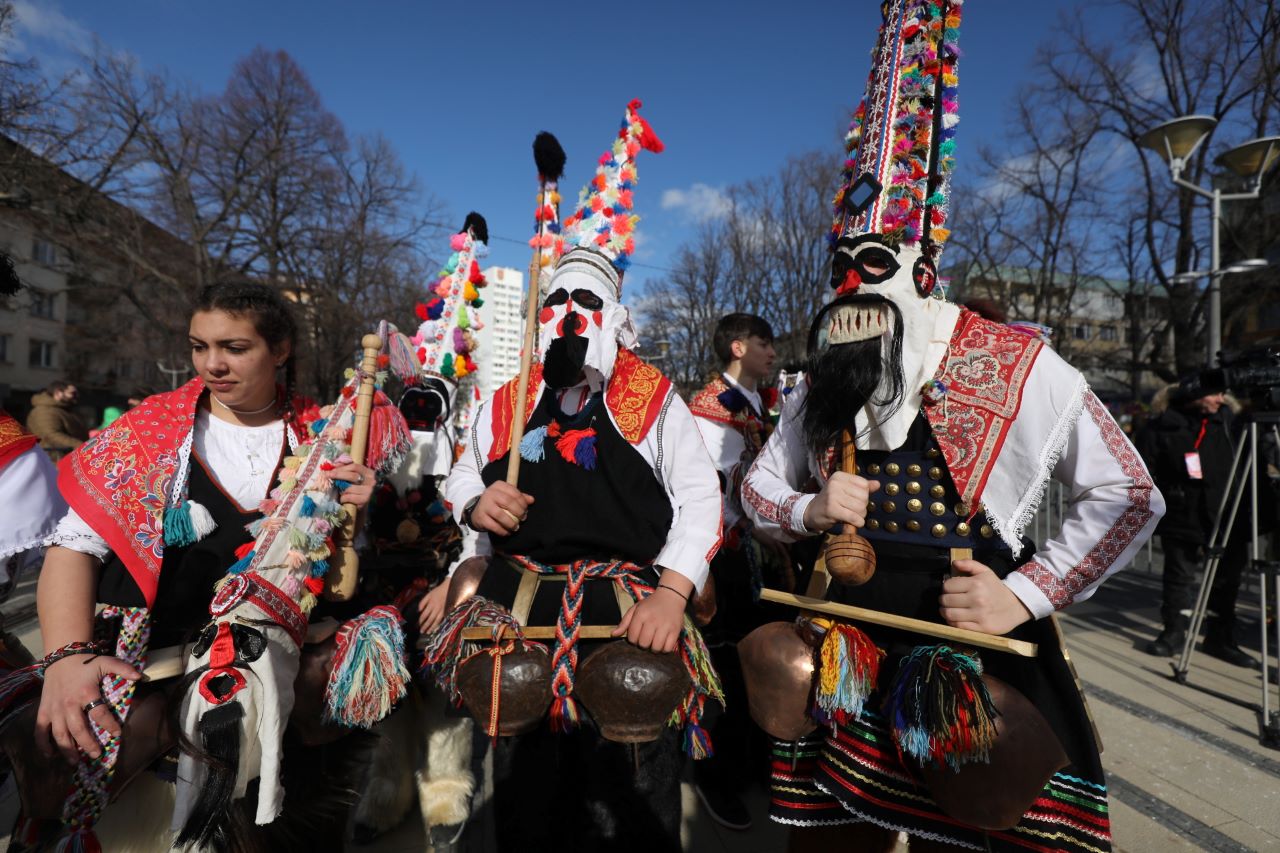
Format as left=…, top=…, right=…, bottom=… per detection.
left=476, top=265, right=526, bottom=397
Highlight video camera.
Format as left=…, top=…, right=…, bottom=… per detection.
left=1178, top=345, right=1280, bottom=410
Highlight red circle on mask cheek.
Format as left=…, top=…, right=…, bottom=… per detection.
left=539, top=307, right=554, bottom=324
left=593, top=311, right=602, bottom=328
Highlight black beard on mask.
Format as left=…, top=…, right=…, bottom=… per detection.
left=543, top=331, right=589, bottom=390
left=800, top=299, right=906, bottom=457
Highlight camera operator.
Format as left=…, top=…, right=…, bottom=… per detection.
left=1134, top=381, right=1270, bottom=668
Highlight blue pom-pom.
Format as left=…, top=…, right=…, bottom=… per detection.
left=228, top=551, right=255, bottom=574
left=310, top=559, right=329, bottom=578
left=574, top=434, right=598, bottom=470
left=519, top=425, right=548, bottom=463
left=300, top=495, right=317, bottom=517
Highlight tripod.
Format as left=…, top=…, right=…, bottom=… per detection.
left=1171, top=412, right=1280, bottom=749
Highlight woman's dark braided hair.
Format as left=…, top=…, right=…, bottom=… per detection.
left=192, top=282, right=300, bottom=423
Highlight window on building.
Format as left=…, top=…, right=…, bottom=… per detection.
left=29, top=289, right=56, bottom=319
left=29, top=339, right=56, bottom=369
left=115, top=358, right=134, bottom=379
left=0, top=334, right=10, bottom=363
left=31, top=238, right=57, bottom=266
left=1072, top=324, right=1091, bottom=340
left=1098, top=325, right=1118, bottom=342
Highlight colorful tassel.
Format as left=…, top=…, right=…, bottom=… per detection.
left=162, top=499, right=215, bottom=547
left=322, top=605, right=410, bottom=728
left=554, top=427, right=597, bottom=470
left=549, top=694, right=582, bottom=733
left=813, top=620, right=883, bottom=727
left=884, top=644, right=999, bottom=771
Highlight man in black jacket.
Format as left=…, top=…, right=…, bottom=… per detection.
left=1134, top=386, right=1261, bottom=667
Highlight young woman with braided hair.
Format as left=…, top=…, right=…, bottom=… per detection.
left=16, top=282, right=376, bottom=849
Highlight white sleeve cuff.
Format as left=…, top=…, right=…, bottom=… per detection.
left=790, top=494, right=816, bottom=537
left=48, top=508, right=111, bottom=562
left=1004, top=571, right=1055, bottom=621
left=655, top=541, right=711, bottom=592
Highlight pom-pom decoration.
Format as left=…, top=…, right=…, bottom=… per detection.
left=414, top=212, right=490, bottom=388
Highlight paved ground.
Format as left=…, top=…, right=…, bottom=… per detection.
left=3, top=543, right=1279, bottom=851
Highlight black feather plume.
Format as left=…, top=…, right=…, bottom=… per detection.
left=533, top=132, right=566, bottom=183
left=461, top=211, right=488, bottom=245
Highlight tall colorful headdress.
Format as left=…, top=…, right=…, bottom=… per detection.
left=529, top=132, right=567, bottom=282
left=413, top=213, right=489, bottom=384
left=830, top=0, right=962, bottom=286
left=554, top=99, right=664, bottom=297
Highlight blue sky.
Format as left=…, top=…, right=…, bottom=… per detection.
left=10, top=0, right=1121, bottom=285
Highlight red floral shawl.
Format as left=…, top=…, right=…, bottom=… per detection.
left=57, top=379, right=309, bottom=607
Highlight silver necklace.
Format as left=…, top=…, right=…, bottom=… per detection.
left=212, top=394, right=278, bottom=416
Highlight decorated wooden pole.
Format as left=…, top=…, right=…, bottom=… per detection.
left=505, top=131, right=566, bottom=485
left=324, top=332, right=383, bottom=600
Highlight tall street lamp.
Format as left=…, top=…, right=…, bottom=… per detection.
left=1139, top=116, right=1280, bottom=365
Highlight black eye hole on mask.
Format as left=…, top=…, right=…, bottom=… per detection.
left=543, top=288, right=569, bottom=309
left=191, top=621, right=268, bottom=663
left=571, top=289, right=603, bottom=311
left=830, top=236, right=902, bottom=289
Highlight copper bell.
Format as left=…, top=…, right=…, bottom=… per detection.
left=575, top=642, right=691, bottom=743
left=738, top=621, right=819, bottom=741
left=457, top=644, right=552, bottom=736
left=444, top=555, right=490, bottom=613
left=918, top=674, right=1069, bottom=830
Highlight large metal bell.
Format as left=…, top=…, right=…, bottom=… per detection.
left=457, top=643, right=552, bottom=737
left=739, top=620, right=820, bottom=741
left=575, top=641, right=691, bottom=743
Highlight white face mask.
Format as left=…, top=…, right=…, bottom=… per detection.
left=536, top=267, right=637, bottom=386
left=818, top=237, right=959, bottom=450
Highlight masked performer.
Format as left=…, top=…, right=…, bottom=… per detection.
left=4, top=283, right=393, bottom=851
left=742, top=3, right=1163, bottom=850
left=350, top=214, right=492, bottom=847
left=438, top=100, right=723, bottom=852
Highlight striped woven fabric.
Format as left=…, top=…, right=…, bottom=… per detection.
left=770, top=709, right=1112, bottom=852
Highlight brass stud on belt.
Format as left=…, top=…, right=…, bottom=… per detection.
left=906, top=481, right=922, bottom=495
left=955, top=502, right=970, bottom=516
left=926, top=448, right=941, bottom=458
left=929, top=501, right=946, bottom=516
left=929, top=485, right=946, bottom=499
left=931, top=523, right=947, bottom=538
left=884, top=520, right=900, bottom=533
left=956, top=521, right=971, bottom=536
left=906, top=520, right=921, bottom=532
left=928, top=466, right=943, bottom=480
left=881, top=500, right=897, bottom=514
left=980, top=524, right=995, bottom=538
left=867, top=463, right=881, bottom=475
left=885, top=462, right=901, bottom=476
left=906, top=498, right=923, bottom=513
left=884, top=483, right=901, bottom=496
left=906, top=463, right=922, bottom=476
left=867, top=519, right=881, bottom=530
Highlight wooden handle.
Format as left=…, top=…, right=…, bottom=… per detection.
left=758, top=588, right=1038, bottom=657
left=460, top=625, right=618, bottom=641
left=505, top=184, right=550, bottom=486
left=840, top=429, right=857, bottom=474
left=324, top=333, right=383, bottom=602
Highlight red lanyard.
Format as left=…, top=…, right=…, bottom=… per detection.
left=1193, top=418, right=1207, bottom=451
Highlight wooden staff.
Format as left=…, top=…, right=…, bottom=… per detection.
left=324, top=332, right=383, bottom=601
left=505, top=132, right=565, bottom=485
left=759, top=588, right=1037, bottom=657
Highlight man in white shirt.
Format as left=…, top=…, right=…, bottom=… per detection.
left=687, top=312, right=777, bottom=830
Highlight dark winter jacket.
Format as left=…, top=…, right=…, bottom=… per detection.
left=25, top=392, right=88, bottom=461
left=1133, top=403, right=1273, bottom=543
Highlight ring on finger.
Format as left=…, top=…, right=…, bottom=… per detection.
left=355, top=473, right=365, bottom=485
left=502, top=508, right=520, bottom=526
left=82, top=698, right=109, bottom=714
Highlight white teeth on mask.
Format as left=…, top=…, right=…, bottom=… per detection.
left=828, top=304, right=887, bottom=345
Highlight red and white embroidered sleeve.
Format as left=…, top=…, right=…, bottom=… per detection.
left=742, top=384, right=816, bottom=541
left=1014, top=392, right=1160, bottom=613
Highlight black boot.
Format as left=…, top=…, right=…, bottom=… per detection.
left=1202, top=615, right=1261, bottom=669
left=1144, top=615, right=1188, bottom=657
